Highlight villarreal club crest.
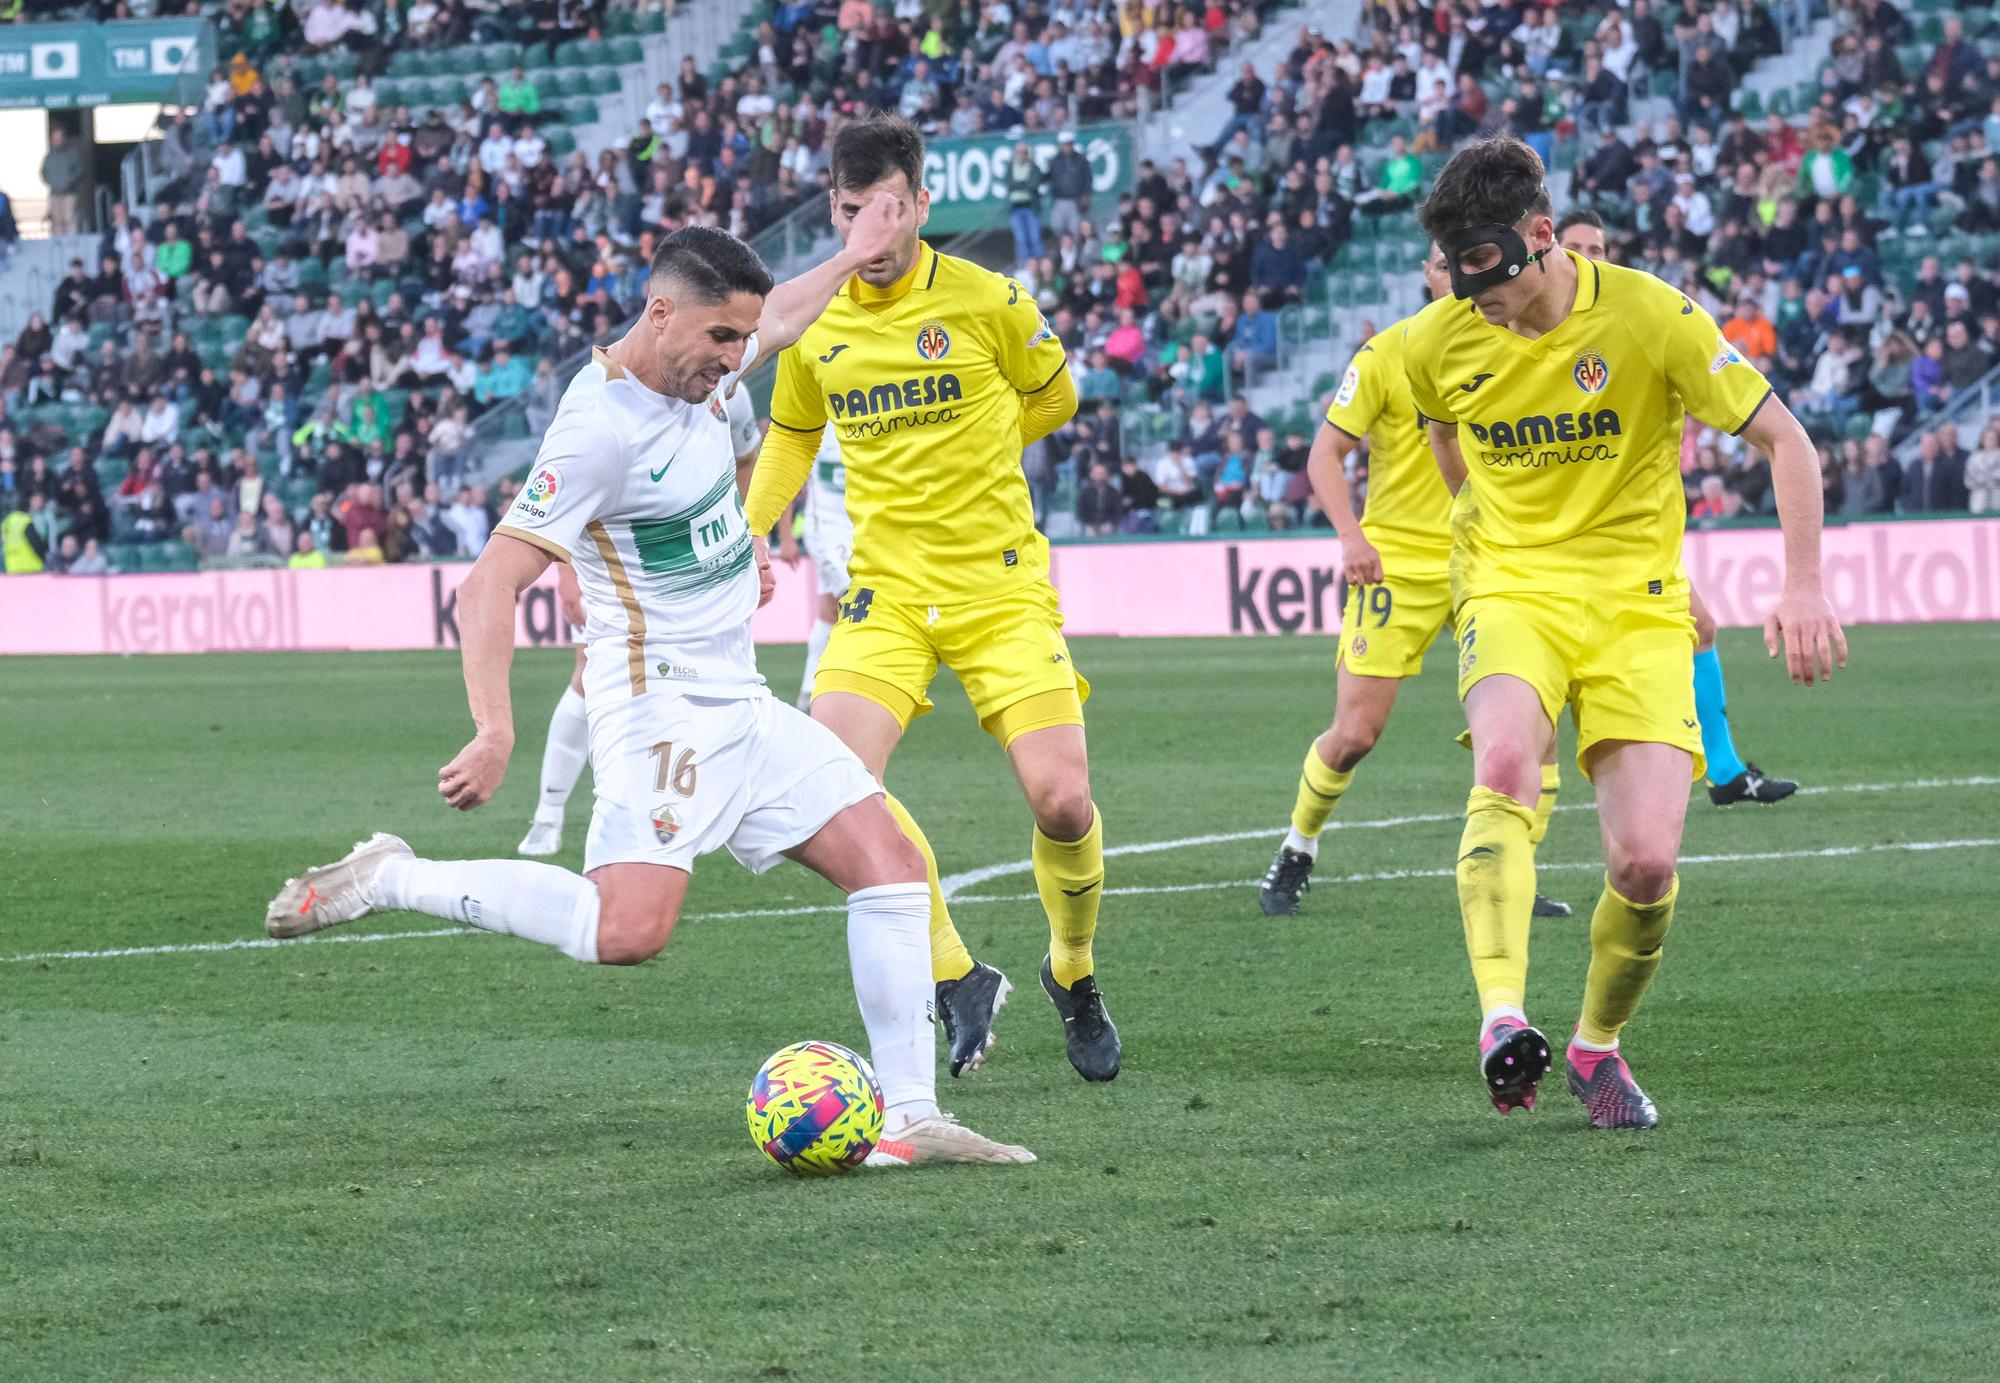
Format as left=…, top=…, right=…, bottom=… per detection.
left=915, top=320, right=951, bottom=362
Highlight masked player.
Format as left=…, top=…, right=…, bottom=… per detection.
left=266, top=221, right=1033, bottom=1167
left=1409, top=139, right=1844, bottom=1128
left=1260, top=246, right=1570, bottom=921
left=1555, top=210, right=1799, bottom=807
left=744, top=114, right=1119, bottom=1083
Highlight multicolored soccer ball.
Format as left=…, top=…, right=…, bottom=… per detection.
left=746, top=1040, right=885, bottom=1177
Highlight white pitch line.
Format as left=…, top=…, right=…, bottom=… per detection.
left=7, top=835, right=1996, bottom=967
left=937, top=773, right=2000, bottom=896
left=947, top=837, right=2000, bottom=905
left=1, top=926, right=474, bottom=964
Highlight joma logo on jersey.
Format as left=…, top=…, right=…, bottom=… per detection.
left=915, top=321, right=951, bottom=361
left=1573, top=351, right=1610, bottom=394
left=827, top=374, right=963, bottom=418
left=1466, top=410, right=1623, bottom=449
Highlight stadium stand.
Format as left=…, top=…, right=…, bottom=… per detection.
left=0, top=0, right=1285, bottom=573
left=1, top=0, right=1995, bottom=577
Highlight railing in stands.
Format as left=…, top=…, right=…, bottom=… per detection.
left=1893, top=361, right=2000, bottom=464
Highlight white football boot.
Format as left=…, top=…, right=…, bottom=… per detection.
left=863, top=1113, right=1036, bottom=1168
left=265, top=833, right=413, bottom=938
left=516, top=815, right=563, bottom=857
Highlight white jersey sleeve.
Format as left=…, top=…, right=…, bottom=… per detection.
left=725, top=383, right=761, bottom=460
left=495, top=371, right=625, bottom=561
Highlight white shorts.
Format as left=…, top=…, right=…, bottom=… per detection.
left=809, top=533, right=852, bottom=599
left=583, top=688, right=879, bottom=875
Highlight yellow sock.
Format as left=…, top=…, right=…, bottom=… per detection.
left=883, top=791, right=974, bottom=983
left=1289, top=742, right=1354, bottom=839
left=1456, top=787, right=1538, bottom=1015
left=1527, top=762, right=1560, bottom=848
left=1035, top=803, right=1103, bottom=988
left=1578, top=874, right=1677, bottom=1047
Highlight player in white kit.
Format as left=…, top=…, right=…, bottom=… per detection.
left=517, top=386, right=765, bottom=856
left=263, top=219, right=1031, bottom=1167
left=777, top=424, right=854, bottom=709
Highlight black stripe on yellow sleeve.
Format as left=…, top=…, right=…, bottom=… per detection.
left=768, top=416, right=821, bottom=434
left=1729, top=387, right=1774, bottom=438
left=1023, top=360, right=1068, bottom=394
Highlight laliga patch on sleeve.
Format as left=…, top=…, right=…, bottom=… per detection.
left=1026, top=314, right=1057, bottom=349
left=1709, top=336, right=1746, bottom=374
left=1334, top=362, right=1361, bottom=408
left=516, top=468, right=559, bottom=520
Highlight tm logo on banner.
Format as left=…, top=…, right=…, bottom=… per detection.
left=30, top=41, right=79, bottom=80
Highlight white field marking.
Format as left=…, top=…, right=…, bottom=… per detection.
left=951, top=836, right=2000, bottom=904
left=936, top=773, right=2000, bottom=896
left=2, top=926, right=474, bottom=964
left=8, top=835, right=1996, bottom=968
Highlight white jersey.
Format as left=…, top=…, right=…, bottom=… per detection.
left=803, top=423, right=853, bottom=547
left=497, top=343, right=762, bottom=703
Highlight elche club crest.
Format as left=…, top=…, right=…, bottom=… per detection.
left=915, top=320, right=951, bottom=362
left=651, top=803, right=681, bottom=843
left=1573, top=350, right=1610, bottom=394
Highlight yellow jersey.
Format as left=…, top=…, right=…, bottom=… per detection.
left=1403, top=250, right=1772, bottom=602
left=1323, top=318, right=1454, bottom=579
left=768, top=242, right=1068, bottom=605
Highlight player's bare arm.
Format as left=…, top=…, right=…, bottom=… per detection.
left=1428, top=419, right=1468, bottom=494
left=555, top=561, right=585, bottom=629
left=1305, top=423, right=1381, bottom=584
left=1739, top=398, right=1848, bottom=686
left=753, top=192, right=911, bottom=354
left=440, top=532, right=553, bottom=811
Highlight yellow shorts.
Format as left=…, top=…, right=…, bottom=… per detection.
left=1453, top=590, right=1702, bottom=782
left=813, top=580, right=1090, bottom=747
left=1337, top=571, right=1453, bottom=679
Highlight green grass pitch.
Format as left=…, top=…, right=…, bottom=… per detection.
left=3, top=624, right=1998, bottom=1381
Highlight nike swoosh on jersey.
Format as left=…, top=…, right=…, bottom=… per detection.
left=1459, top=373, right=1496, bottom=393
left=1457, top=846, right=1496, bottom=864
left=818, top=344, right=849, bottom=362
left=649, top=462, right=672, bottom=482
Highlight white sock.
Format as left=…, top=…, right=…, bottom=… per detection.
left=845, top=882, right=938, bottom=1129
left=375, top=855, right=600, bottom=962
left=1570, top=1033, right=1618, bottom=1053
left=535, top=686, right=589, bottom=821
left=799, top=618, right=833, bottom=704
left=1480, top=1005, right=1528, bottom=1038
left=1283, top=826, right=1318, bottom=858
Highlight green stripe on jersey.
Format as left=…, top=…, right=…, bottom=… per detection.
left=628, top=472, right=752, bottom=596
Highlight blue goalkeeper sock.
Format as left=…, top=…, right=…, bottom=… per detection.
left=1692, top=647, right=1746, bottom=786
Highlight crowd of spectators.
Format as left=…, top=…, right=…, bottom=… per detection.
left=1010, top=0, right=2000, bottom=536
left=7, top=0, right=2000, bottom=572
left=2, top=0, right=1281, bottom=572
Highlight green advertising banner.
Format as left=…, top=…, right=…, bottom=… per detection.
left=921, top=123, right=1135, bottom=233
left=0, top=20, right=213, bottom=111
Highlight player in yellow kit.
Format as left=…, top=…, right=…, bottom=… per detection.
left=1259, top=247, right=1568, bottom=922
left=745, top=114, right=1119, bottom=1082
left=1406, top=138, right=1844, bottom=1128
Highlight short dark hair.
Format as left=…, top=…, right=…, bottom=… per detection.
left=829, top=113, right=925, bottom=194
left=647, top=226, right=772, bottom=304
left=1556, top=208, right=1604, bottom=235
left=1417, top=136, right=1552, bottom=242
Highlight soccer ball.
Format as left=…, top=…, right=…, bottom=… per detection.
left=746, top=1040, right=885, bottom=1176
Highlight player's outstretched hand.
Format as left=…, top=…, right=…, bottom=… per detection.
left=846, top=190, right=913, bottom=267
left=1340, top=531, right=1384, bottom=585
left=753, top=535, right=776, bottom=607
left=1764, top=586, right=1847, bottom=687
left=439, top=733, right=511, bottom=811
